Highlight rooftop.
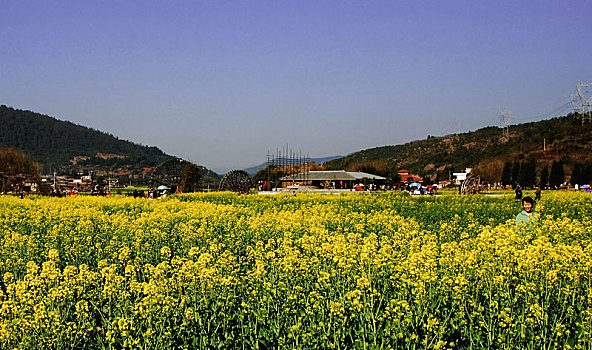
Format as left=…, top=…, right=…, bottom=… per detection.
left=281, top=170, right=386, bottom=181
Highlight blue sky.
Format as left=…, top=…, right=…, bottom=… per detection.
left=1, top=1, right=591, bottom=173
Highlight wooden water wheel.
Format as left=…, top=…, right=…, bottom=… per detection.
left=460, top=173, right=481, bottom=194
left=150, top=158, right=189, bottom=192
left=219, top=170, right=252, bottom=194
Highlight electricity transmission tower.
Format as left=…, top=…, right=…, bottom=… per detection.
left=499, top=108, right=513, bottom=142
left=570, top=82, right=592, bottom=124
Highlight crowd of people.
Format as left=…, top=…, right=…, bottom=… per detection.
left=51, top=187, right=84, bottom=197
left=131, top=189, right=167, bottom=199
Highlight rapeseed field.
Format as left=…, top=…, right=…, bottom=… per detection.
left=0, top=192, right=590, bottom=349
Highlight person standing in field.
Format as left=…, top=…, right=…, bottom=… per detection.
left=514, top=184, right=523, bottom=203
left=535, top=186, right=541, bottom=201
left=516, top=196, right=537, bottom=226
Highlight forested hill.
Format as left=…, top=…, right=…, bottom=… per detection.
left=0, top=105, right=174, bottom=174
left=326, top=113, right=592, bottom=184
left=0, top=106, right=220, bottom=186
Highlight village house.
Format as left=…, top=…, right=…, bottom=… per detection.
left=453, top=168, right=472, bottom=185
left=397, top=169, right=423, bottom=183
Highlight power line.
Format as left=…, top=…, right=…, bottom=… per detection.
left=511, top=101, right=573, bottom=123
left=499, top=83, right=586, bottom=125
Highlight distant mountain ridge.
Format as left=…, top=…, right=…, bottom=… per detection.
left=0, top=105, right=220, bottom=185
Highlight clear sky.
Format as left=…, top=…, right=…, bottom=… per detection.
left=1, top=1, right=591, bottom=173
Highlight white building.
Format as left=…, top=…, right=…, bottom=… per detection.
left=453, top=168, right=472, bottom=185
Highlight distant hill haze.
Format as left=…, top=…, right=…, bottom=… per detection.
left=0, top=105, right=220, bottom=186
left=326, top=114, right=592, bottom=185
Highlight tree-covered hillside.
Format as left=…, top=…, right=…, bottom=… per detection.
left=0, top=105, right=172, bottom=174
left=326, top=113, right=592, bottom=186
left=0, top=105, right=221, bottom=186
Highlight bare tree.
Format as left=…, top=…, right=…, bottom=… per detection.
left=0, top=147, right=40, bottom=193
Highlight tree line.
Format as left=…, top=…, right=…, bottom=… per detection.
left=498, top=160, right=591, bottom=189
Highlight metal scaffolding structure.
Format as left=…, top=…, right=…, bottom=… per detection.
left=266, top=144, right=310, bottom=189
